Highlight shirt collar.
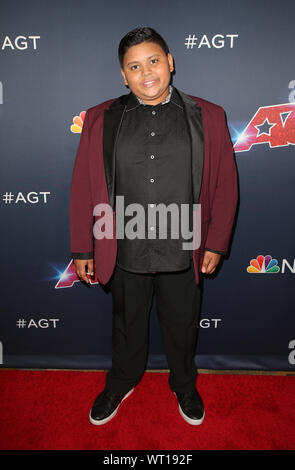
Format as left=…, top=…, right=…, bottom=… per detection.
left=135, top=85, right=173, bottom=106
left=126, top=85, right=180, bottom=112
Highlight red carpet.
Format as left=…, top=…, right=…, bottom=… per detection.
left=0, top=370, right=294, bottom=450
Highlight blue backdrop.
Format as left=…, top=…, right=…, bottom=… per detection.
left=1, top=0, right=294, bottom=371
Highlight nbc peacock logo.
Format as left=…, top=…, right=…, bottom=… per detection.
left=247, top=255, right=280, bottom=273
left=70, top=111, right=86, bottom=133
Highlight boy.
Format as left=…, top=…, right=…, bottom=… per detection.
left=70, top=27, right=238, bottom=425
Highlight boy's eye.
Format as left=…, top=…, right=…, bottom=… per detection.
left=130, top=58, right=159, bottom=70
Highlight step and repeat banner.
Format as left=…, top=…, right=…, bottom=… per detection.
left=1, top=0, right=294, bottom=371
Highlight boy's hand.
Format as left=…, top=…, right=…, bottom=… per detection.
left=201, top=251, right=222, bottom=274
left=73, top=259, right=94, bottom=284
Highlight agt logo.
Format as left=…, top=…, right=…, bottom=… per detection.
left=247, top=255, right=295, bottom=274
left=234, top=103, right=295, bottom=152
left=1, top=35, right=40, bottom=50
left=55, top=260, right=98, bottom=288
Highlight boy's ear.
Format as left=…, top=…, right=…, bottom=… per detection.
left=168, top=53, right=174, bottom=72
left=121, top=68, right=128, bottom=86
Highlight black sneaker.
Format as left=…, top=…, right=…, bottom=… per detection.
left=174, top=389, right=205, bottom=425
left=89, top=387, right=134, bottom=425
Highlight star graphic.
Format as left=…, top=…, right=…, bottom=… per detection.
left=254, top=118, right=276, bottom=137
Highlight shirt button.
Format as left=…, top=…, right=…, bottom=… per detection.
left=150, top=131, right=155, bottom=136
left=152, top=110, right=156, bottom=115
left=150, top=155, right=155, bottom=159
left=150, top=178, right=154, bottom=183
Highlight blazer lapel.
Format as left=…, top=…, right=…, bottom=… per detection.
left=103, top=95, right=128, bottom=210
left=175, top=88, right=204, bottom=205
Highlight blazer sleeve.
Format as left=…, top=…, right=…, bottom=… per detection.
left=204, top=109, right=238, bottom=255
left=69, top=110, right=94, bottom=260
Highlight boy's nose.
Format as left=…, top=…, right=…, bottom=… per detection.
left=142, top=64, right=152, bottom=75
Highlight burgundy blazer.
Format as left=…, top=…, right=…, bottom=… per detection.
left=69, top=87, right=238, bottom=285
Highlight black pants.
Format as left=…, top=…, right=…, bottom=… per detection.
left=104, top=260, right=203, bottom=394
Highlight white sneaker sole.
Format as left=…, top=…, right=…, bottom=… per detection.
left=174, top=392, right=205, bottom=425
left=89, top=387, right=134, bottom=426
left=178, top=404, right=205, bottom=425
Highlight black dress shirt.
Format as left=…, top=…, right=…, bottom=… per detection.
left=115, top=86, right=194, bottom=273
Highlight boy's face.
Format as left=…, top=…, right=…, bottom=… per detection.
left=120, top=41, right=174, bottom=105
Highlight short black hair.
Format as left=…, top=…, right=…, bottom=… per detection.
left=118, top=27, right=170, bottom=68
